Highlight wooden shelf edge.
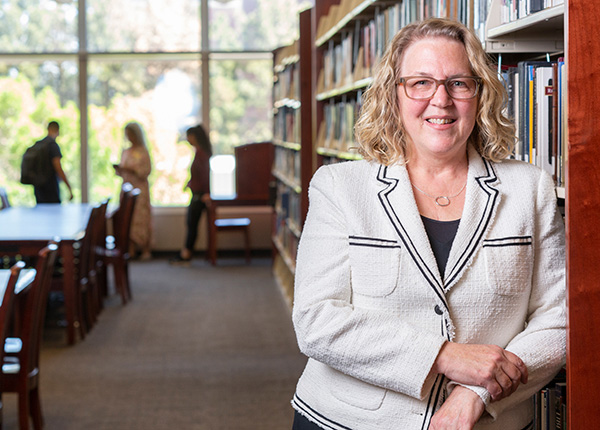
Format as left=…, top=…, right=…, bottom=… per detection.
left=317, top=147, right=362, bottom=160
left=317, top=77, right=373, bottom=101
left=273, top=140, right=302, bottom=151
left=272, top=170, right=302, bottom=194
left=315, top=0, right=378, bottom=47
left=273, top=98, right=301, bottom=109
left=486, top=4, right=564, bottom=39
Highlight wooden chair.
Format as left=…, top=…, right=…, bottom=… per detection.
left=102, top=184, right=140, bottom=304
left=206, top=199, right=251, bottom=266
left=1, top=243, right=59, bottom=430
left=91, top=199, right=110, bottom=314
left=0, top=188, right=9, bottom=210
left=78, top=203, right=108, bottom=334
left=0, top=261, right=23, bottom=429
left=0, top=262, right=24, bottom=363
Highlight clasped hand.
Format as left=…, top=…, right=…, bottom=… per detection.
left=434, top=342, right=528, bottom=401
left=429, top=342, right=528, bottom=429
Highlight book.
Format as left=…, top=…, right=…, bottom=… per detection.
left=535, top=65, right=555, bottom=176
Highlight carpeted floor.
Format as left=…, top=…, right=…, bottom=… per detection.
left=2, top=257, right=307, bottom=430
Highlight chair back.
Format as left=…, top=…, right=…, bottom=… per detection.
left=19, top=243, right=59, bottom=374
left=78, top=206, right=99, bottom=283
left=112, top=185, right=140, bottom=253
left=0, top=261, right=25, bottom=366
left=0, top=187, right=10, bottom=210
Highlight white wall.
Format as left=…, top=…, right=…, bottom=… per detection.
left=151, top=205, right=273, bottom=252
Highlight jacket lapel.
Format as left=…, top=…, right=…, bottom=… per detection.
left=375, top=162, right=448, bottom=310
left=444, top=146, right=500, bottom=291
left=375, top=146, right=501, bottom=308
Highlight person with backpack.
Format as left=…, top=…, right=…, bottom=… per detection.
left=22, top=121, right=73, bottom=204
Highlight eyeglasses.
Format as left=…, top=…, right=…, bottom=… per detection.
left=398, top=76, right=482, bottom=100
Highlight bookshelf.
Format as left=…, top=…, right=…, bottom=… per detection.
left=311, top=0, right=489, bottom=167
left=271, top=7, right=314, bottom=306
left=486, top=1, right=600, bottom=424
left=272, top=0, right=597, bottom=424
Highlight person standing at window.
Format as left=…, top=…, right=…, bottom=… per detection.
left=114, top=121, right=153, bottom=260
left=170, top=125, right=212, bottom=265
left=33, top=121, right=74, bottom=204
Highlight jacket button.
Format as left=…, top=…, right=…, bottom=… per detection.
left=434, top=305, right=443, bottom=315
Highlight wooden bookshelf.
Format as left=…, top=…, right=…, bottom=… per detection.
left=311, top=0, right=484, bottom=168
left=564, top=0, right=600, bottom=427
left=271, top=7, right=314, bottom=305
left=278, top=0, right=590, bottom=423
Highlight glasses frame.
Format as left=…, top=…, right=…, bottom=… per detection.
left=397, top=76, right=482, bottom=100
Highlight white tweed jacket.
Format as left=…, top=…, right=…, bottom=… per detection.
left=291, top=146, right=566, bottom=430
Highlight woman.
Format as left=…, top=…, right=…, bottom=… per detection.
left=114, top=121, right=153, bottom=260
left=291, top=18, right=565, bottom=430
left=170, top=125, right=212, bottom=265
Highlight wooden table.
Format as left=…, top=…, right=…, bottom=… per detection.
left=0, top=203, right=92, bottom=344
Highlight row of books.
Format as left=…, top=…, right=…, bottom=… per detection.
left=317, top=0, right=488, bottom=94
left=317, top=90, right=363, bottom=154
left=320, top=2, right=420, bottom=93
left=532, top=379, right=566, bottom=429
left=502, top=59, right=566, bottom=187
left=273, top=183, right=301, bottom=262
left=273, top=146, right=301, bottom=190
left=316, top=0, right=481, bottom=43
left=273, top=104, right=301, bottom=145
left=273, top=222, right=300, bottom=270
left=498, top=0, right=564, bottom=25
left=273, top=63, right=300, bottom=106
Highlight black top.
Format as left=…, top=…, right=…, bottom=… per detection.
left=33, top=136, right=62, bottom=204
left=421, top=216, right=460, bottom=278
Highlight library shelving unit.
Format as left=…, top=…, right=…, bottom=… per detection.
left=274, top=0, right=598, bottom=424
left=485, top=2, right=566, bottom=195
left=313, top=0, right=381, bottom=167
left=486, top=0, right=600, bottom=426
left=311, top=0, right=486, bottom=167
left=271, top=7, right=314, bottom=306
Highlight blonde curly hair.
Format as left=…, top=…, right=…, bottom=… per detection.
left=354, top=17, right=515, bottom=165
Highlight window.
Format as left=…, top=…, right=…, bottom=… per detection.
left=209, top=0, right=310, bottom=51
left=87, top=0, right=201, bottom=53
left=0, top=60, right=80, bottom=207
left=88, top=58, right=201, bottom=205
left=0, top=0, right=312, bottom=206
left=209, top=56, right=272, bottom=154
left=0, top=0, right=78, bottom=53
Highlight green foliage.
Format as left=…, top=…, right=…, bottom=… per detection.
left=0, top=76, right=78, bottom=206
left=0, top=0, right=308, bottom=205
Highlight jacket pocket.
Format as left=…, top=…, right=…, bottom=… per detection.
left=483, top=236, right=533, bottom=295
left=327, top=366, right=387, bottom=411
left=348, top=235, right=401, bottom=297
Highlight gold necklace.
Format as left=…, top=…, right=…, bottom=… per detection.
left=411, top=181, right=467, bottom=207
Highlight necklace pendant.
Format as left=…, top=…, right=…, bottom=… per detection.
left=435, top=196, right=451, bottom=207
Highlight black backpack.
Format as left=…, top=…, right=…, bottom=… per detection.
left=20, top=140, right=52, bottom=186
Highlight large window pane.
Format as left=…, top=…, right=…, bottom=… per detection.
left=0, top=0, right=78, bottom=53
left=87, top=0, right=201, bottom=53
left=88, top=59, right=201, bottom=206
left=209, top=0, right=311, bottom=51
left=209, top=57, right=272, bottom=155
left=0, top=61, right=80, bottom=206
